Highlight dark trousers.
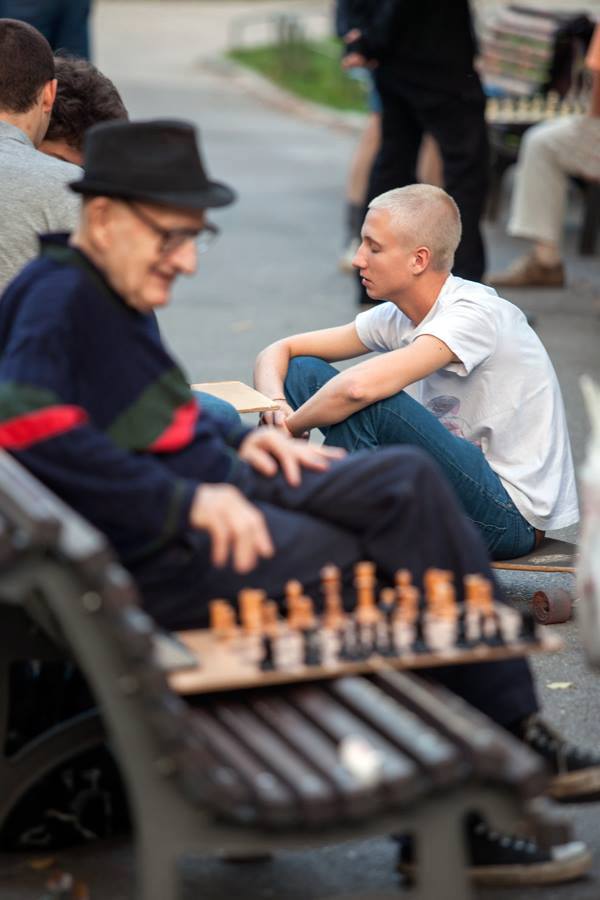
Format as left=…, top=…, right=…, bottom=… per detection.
left=367, top=70, right=490, bottom=281
left=132, top=447, right=538, bottom=728
left=0, top=0, right=92, bottom=58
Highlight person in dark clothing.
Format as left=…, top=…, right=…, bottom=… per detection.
left=343, top=0, right=489, bottom=291
left=0, top=0, right=92, bottom=59
left=0, top=119, right=597, bottom=885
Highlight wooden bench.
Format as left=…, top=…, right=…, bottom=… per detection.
left=0, top=451, right=559, bottom=900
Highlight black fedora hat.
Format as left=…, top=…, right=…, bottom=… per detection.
left=70, top=119, right=236, bottom=210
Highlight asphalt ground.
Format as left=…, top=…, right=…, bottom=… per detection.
left=1, top=2, right=600, bottom=897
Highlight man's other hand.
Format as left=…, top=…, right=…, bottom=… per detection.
left=239, top=427, right=345, bottom=486
left=189, top=483, right=274, bottom=573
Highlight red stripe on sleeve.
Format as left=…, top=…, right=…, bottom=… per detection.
left=148, top=399, right=199, bottom=453
left=0, top=405, right=89, bottom=450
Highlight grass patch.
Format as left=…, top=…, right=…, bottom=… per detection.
left=229, top=38, right=369, bottom=112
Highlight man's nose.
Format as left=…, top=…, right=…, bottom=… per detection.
left=352, top=241, right=366, bottom=270
left=172, top=239, right=197, bottom=274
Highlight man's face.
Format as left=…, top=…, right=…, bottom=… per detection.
left=96, top=200, right=205, bottom=314
left=352, top=208, right=416, bottom=302
left=39, top=138, right=82, bottom=166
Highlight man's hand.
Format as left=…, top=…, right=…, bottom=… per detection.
left=260, top=399, right=295, bottom=430
left=238, top=427, right=345, bottom=486
left=189, top=483, right=274, bottom=573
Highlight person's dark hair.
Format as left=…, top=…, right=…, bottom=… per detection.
left=45, top=56, right=129, bottom=151
left=0, top=19, right=55, bottom=112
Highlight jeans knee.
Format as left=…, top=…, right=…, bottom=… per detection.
left=285, top=356, right=334, bottom=402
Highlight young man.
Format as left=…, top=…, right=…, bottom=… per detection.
left=39, top=54, right=128, bottom=165
left=0, top=120, right=596, bottom=884
left=255, top=184, right=578, bottom=561
left=0, top=18, right=80, bottom=293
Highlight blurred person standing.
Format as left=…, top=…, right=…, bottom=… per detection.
left=336, top=0, right=382, bottom=273
left=344, top=0, right=489, bottom=297
left=0, top=0, right=92, bottom=59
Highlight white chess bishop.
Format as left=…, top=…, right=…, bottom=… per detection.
left=577, top=376, right=600, bottom=667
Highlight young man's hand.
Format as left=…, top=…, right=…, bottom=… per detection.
left=238, top=427, right=345, bottom=486
left=259, top=399, right=295, bottom=430
left=189, top=483, right=274, bottom=573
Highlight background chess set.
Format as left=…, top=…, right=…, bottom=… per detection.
left=486, top=90, right=588, bottom=123
left=167, top=562, right=561, bottom=695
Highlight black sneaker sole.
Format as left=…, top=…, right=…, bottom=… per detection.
left=398, top=847, right=592, bottom=887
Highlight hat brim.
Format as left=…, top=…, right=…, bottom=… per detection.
left=69, top=178, right=236, bottom=210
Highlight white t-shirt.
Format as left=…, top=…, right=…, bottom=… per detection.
left=355, top=274, right=578, bottom=532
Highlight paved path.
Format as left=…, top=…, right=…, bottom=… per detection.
left=2, top=2, right=600, bottom=898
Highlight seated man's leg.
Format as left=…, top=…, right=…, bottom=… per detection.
left=132, top=502, right=362, bottom=632
left=284, top=357, right=535, bottom=560
left=192, top=389, right=241, bottom=431
left=131, top=444, right=539, bottom=730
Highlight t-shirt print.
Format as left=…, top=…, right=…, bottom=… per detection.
left=426, top=395, right=481, bottom=447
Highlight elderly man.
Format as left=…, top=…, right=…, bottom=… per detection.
left=255, top=184, right=578, bottom=562
left=0, top=18, right=80, bottom=292
left=0, top=119, right=596, bottom=884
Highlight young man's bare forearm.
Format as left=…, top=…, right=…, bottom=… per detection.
left=285, top=371, right=371, bottom=436
left=254, top=340, right=291, bottom=399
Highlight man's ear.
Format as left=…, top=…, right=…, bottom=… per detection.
left=411, top=245, right=431, bottom=275
left=85, top=197, right=115, bottom=249
left=41, top=78, right=57, bottom=115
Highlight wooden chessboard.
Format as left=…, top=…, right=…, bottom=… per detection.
left=167, top=625, right=562, bottom=696
left=167, top=564, right=562, bottom=696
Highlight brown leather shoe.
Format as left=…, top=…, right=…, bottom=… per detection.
left=487, top=253, right=565, bottom=288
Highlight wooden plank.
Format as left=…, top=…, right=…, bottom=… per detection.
left=192, top=381, right=278, bottom=414
left=491, top=538, right=576, bottom=574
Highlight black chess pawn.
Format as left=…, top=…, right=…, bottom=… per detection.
left=302, top=627, right=322, bottom=666
left=456, top=606, right=470, bottom=649
left=260, top=633, right=275, bottom=671
left=411, top=611, right=428, bottom=654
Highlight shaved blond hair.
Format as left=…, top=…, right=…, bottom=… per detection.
left=368, top=184, right=462, bottom=272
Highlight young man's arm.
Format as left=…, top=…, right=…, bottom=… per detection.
left=285, top=333, right=457, bottom=437
left=254, top=322, right=369, bottom=424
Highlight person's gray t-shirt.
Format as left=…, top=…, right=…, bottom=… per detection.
left=0, top=121, right=81, bottom=293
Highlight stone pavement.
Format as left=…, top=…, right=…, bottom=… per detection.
left=2, top=2, right=600, bottom=897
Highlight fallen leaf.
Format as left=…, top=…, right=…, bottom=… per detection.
left=27, top=857, right=55, bottom=871
left=546, top=682, right=574, bottom=690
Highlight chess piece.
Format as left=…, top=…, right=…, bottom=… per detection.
left=209, top=599, right=237, bottom=639
left=321, top=563, right=346, bottom=630
left=238, top=588, right=265, bottom=634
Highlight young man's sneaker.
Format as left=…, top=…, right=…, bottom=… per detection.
left=396, top=815, right=592, bottom=887
left=519, top=715, right=600, bottom=802
left=487, top=253, right=565, bottom=288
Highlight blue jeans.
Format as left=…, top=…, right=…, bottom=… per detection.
left=192, top=390, right=241, bottom=432
left=284, top=357, right=536, bottom=560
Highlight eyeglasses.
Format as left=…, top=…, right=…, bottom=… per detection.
left=124, top=201, right=220, bottom=255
